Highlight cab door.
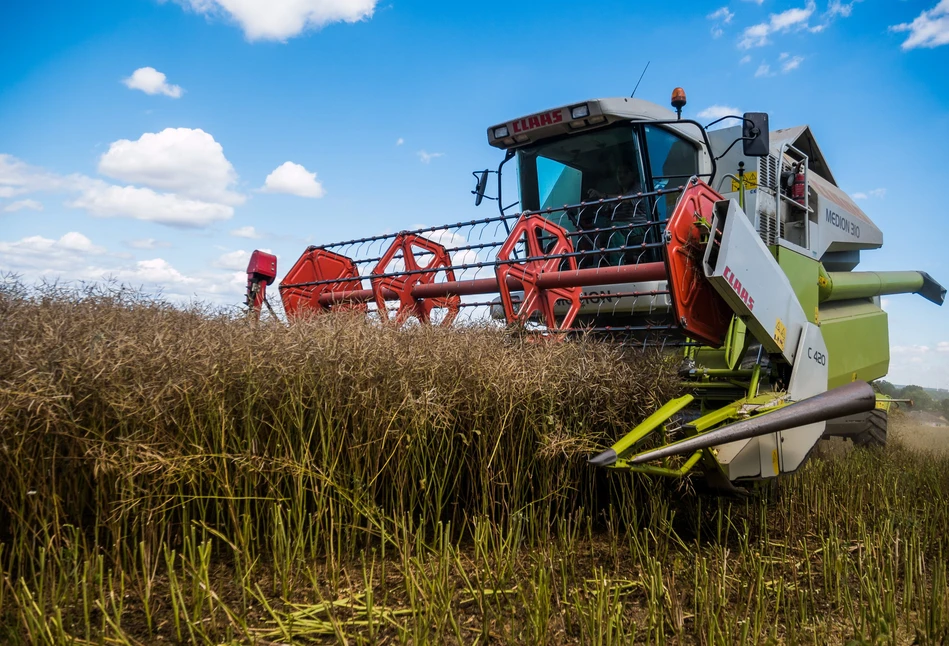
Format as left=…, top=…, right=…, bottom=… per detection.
left=642, top=125, right=700, bottom=223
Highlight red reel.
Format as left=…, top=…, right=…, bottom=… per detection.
left=280, top=248, right=366, bottom=318
left=495, top=214, right=582, bottom=331
left=371, top=233, right=461, bottom=325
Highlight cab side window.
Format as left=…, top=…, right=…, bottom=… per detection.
left=644, top=126, right=699, bottom=220
left=644, top=126, right=698, bottom=189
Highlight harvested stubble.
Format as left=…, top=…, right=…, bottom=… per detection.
left=1, top=280, right=948, bottom=645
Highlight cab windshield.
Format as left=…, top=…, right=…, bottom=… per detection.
left=516, top=124, right=646, bottom=213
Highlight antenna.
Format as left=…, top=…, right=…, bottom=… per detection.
left=630, top=61, right=650, bottom=98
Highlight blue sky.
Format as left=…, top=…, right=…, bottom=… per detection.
left=1, top=0, right=948, bottom=386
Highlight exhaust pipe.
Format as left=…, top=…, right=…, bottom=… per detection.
left=591, top=381, right=876, bottom=467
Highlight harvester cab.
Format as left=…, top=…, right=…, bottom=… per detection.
left=248, top=88, right=945, bottom=492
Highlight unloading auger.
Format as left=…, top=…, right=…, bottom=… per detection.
left=246, top=88, right=945, bottom=491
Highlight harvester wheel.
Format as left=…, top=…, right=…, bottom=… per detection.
left=851, top=409, right=887, bottom=448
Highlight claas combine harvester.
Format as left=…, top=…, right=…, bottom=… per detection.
left=246, top=88, right=945, bottom=492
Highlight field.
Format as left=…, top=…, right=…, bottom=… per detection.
left=1, top=281, right=948, bottom=645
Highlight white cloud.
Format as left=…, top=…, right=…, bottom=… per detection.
left=708, top=6, right=733, bottom=36
left=0, top=233, right=106, bottom=273
left=739, top=55, right=752, bottom=64
left=891, top=1, right=949, bottom=50
left=887, top=343, right=942, bottom=385
left=261, top=161, right=325, bottom=198
left=828, top=0, right=861, bottom=18
left=755, top=63, right=774, bottom=77
left=213, top=248, right=272, bottom=272
left=862, top=341, right=949, bottom=388
left=698, top=105, right=742, bottom=122
left=98, top=128, right=243, bottom=205
left=0, top=154, right=83, bottom=198
left=4, top=199, right=43, bottom=212
left=421, top=228, right=467, bottom=248
left=231, top=225, right=261, bottom=239
left=59, top=232, right=104, bottom=253
left=708, top=7, right=734, bottom=23
left=0, top=232, right=254, bottom=305
left=771, top=3, right=815, bottom=29
left=214, top=249, right=251, bottom=270
left=122, top=67, right=183, bottom=98
left=1, top=151, right=238, bottom=230
left=70, top=183, right=233, bottom=228
left=113, top=258, right=197, bottom=285
left=781, top=55, right=804, bottom=72
left=892, top=344, right=930, bottom=357
left=740, top=23, right=772, bottom=48
left=127, top=238, right=171, bottom=250
left=417, top=228, right=479, bottom=273
left=417, top=150, right=445, bottom=164
left=741, top=0, right=764, bottom=4
left=739, top=1, right=816, bottom=48
left=173, top=0, right=378, bottom=41
left=852, top=187, right=886, bottom=200
left=396, top=137, right=404, bottom=146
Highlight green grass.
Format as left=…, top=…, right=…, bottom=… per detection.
left=1, top=280, right=947, bottom=644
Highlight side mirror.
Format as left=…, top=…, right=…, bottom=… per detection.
left=473, top=169, right=490, bottom=206
left=742, top=112, right=770, bottom=157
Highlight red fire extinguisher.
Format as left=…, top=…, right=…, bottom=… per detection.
left=791, top=162, right=806, bottom=205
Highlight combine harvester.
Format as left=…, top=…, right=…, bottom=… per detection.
left=246, top=89, right=944, bottom=492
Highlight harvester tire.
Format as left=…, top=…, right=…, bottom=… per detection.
left=851, top=410, right=887, bottom=448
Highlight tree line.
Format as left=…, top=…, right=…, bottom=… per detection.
left=875, top=380, right=949, bottom=418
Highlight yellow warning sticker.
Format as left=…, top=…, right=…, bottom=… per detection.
left=730, top=171, right=759, bottom=192
left=772, top=449, right=780, bottom=475
left=773, top=318, right=787, bottom=351
left=814, top=306, right=820, bottom=324
left=875, top=400, right=888, bottom=410
left=851, top=371, right=858, bottom=382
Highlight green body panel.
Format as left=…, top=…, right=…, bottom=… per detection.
left=818, top=268, right=926, bottom=303
left=610, top=394, right=694, bottom=460
left=775, top=247, right=820, bottom=324
left=692, top=317, right=749, bottom=371
left=817, top=300, right=889, bottom=389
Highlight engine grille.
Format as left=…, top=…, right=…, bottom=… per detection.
left=758, top=210, right=783, bottom=246
left=758, top=154, right=780, bottom=192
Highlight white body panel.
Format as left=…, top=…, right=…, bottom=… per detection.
left=703, top=200, right=809, bottom=364
left=780, top=322, right=830, bottom=472
left=700, top=202, right=833, bottom=481
left=716, top=437, right=762, bottom=480
left=490, top=97, right=715, bottom=178
left=501, top=281, right=674, bottom=319
left=810, top=173, right=883, bottom=257
left=572, top=281, right=671, bottom=316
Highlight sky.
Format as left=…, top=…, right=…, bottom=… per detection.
left=1, top=0, right=948, bottom=387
